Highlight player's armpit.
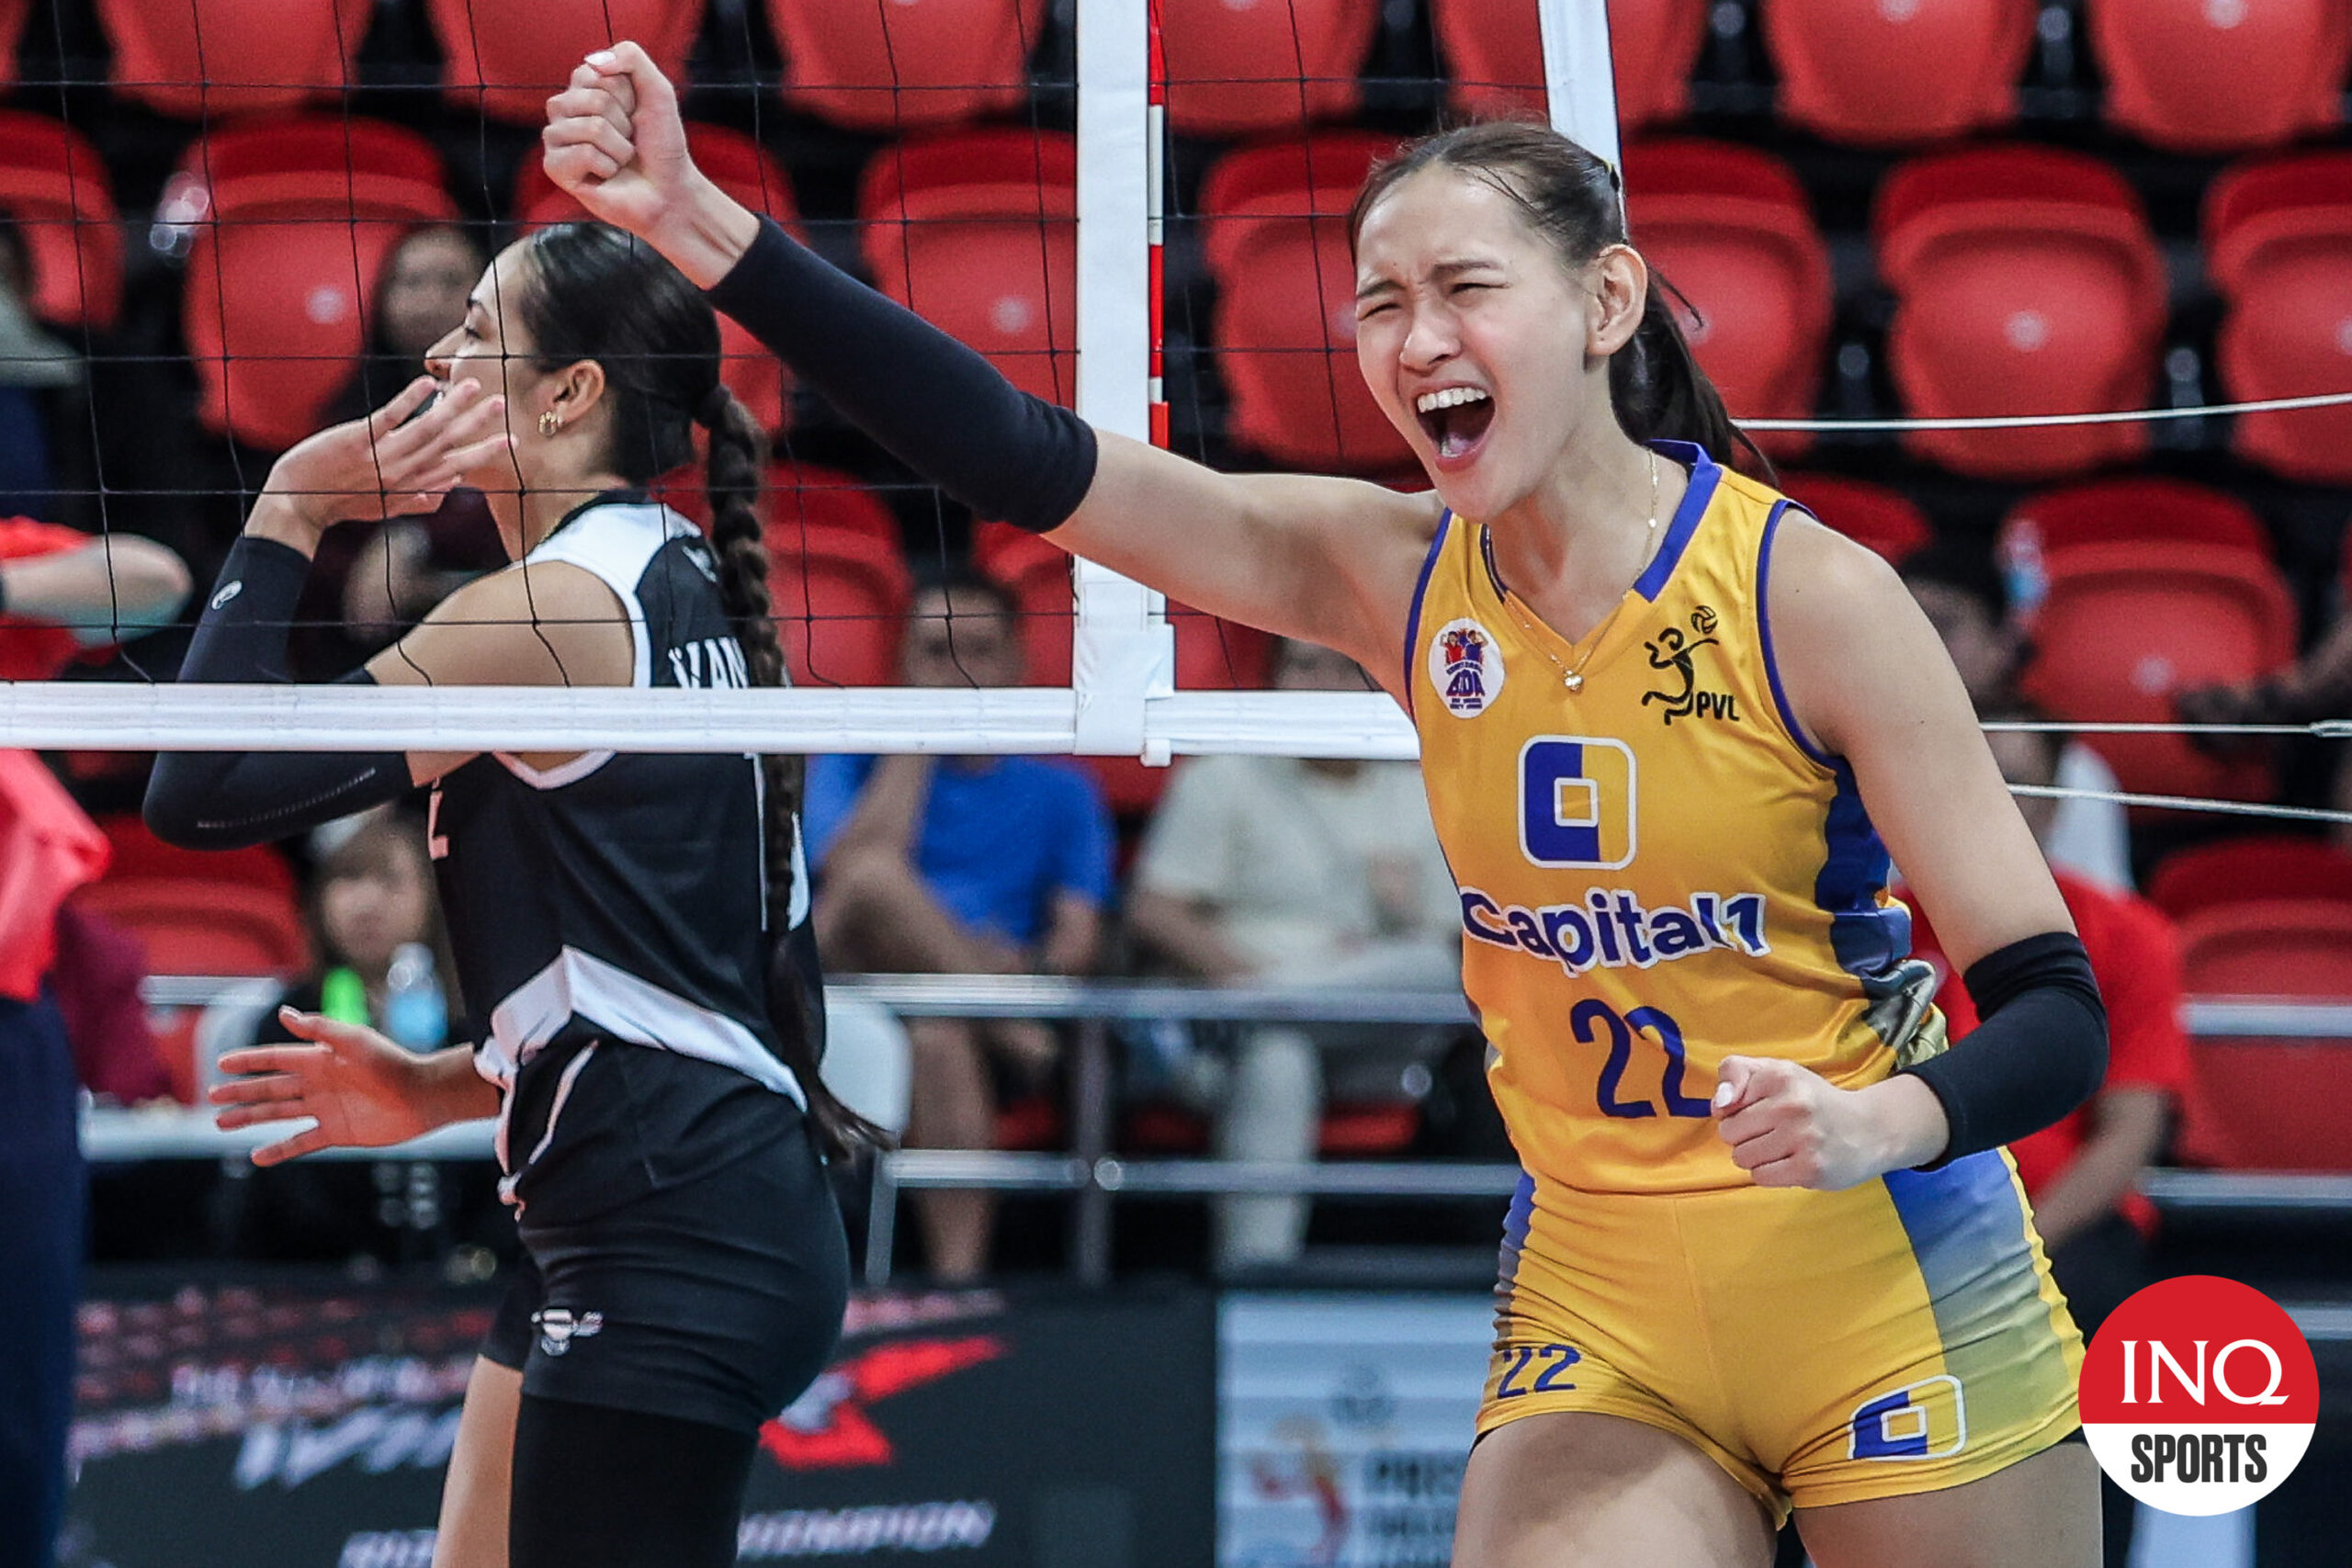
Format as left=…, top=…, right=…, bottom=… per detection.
left=1760, top=513, right=2073, bottom=973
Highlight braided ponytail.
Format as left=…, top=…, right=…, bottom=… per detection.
left=703, top=388, right=892, bottom=1160
left=519, top=223, right=890, bottom=1158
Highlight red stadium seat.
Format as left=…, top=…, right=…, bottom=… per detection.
left=71, top=879, right=309, bottom=978
left=2206, top=152, right=2352, bottom=484
left=93, top=815, right=296, bottom=901
left=178, top=119, right=458, bottom=453
left=427, top=0, right=702, bottom=126
left=1776, top=474, right=1931, bottom=564
left=1199, top=134, right=1411, bottom=472
left=767, top=525, right=911, bottom=689
left=2169, top=901, right=2352, bottom=1169
left=2092, top=0, right=2349, bottom=153
left=94, top=0, right=368, bottom=118
left=2019, top=543, right=2296, bottom=805
left=2147, top=836, right=2352, bottom=1169
left=767, top=0, right=1047, bottom=131
left=0, top=113, right=121, bottom=333
left=0, top=0, right=28, bottom=92
left=1876, top=147, right=2165, bottom=479
left=1764, top=0, right=2033, bottom=146
left=1430, top=0, right=1707, bottom=132
left=1157, top=0, right=1381, bottom=138
left=517, top=125, right=800, bottom=434
left=763, top=463, right=901, bottom=556
left=2149, top=835, right=2352, bottom=921
left=1623, top=140, right=1830, bottom=459
left=860, top=131, right=1078, bottom=409
left=2000, top=479, right=2274, bottom=575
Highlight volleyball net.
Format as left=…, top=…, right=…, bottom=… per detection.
left=1, top=0, right=2347, bottom=828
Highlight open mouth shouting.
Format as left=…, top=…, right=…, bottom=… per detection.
left=1415, top=385, right=1494, bottom=465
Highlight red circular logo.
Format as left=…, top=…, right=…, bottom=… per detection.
left=2079, top=1276, right=2318, bottom=1516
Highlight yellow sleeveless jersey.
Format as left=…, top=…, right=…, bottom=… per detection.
left=1408, top=441, right=1945, bottom=1195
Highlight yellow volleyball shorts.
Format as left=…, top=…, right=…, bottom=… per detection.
left=1478, top=1150, right=2085, bottom=1518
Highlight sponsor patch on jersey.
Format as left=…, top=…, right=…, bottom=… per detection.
left=1429, top=617, right=1505, bottom=716
left=1460, top=885, right=1770, bottom=977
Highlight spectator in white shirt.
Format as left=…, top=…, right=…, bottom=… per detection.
left=1126, top=637, right=1463, bottom=1274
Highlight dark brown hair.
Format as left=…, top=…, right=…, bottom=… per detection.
left=1347, top=121, right=1757, bottom=470
left=515, top=222, right=888, bottom=1158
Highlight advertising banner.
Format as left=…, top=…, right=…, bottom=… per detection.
left=1218, top=1294, right=1491, bottom=1568
left=66, top=1275, right=1214, bottom=1568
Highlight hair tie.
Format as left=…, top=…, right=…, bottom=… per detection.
left=695, top=385, right=731, bottom=429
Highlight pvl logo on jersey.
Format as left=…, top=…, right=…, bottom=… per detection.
left=1430, top=618, right=1505, bottom=716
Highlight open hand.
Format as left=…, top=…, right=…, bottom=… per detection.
left=258, top=377, right=509, bottom=546
left=209, top=1008, right=438, bottom=1166
left=1712, top=1055, right=1901, bottom=1190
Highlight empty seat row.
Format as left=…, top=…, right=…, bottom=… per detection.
left=2143, top=836, right=2352, bottom=1172
left=6, top=0, right=2342, bottom=152
left=1815, top=471, right=2301, bottom=807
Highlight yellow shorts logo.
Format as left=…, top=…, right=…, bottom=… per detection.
left=1850, top=1374, right=1968, bottom=1461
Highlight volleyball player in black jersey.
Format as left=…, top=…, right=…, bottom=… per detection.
left=145, top=223, right=876, bottom=1568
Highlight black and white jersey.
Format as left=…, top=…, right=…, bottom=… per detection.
left=425, top=494, right=813, bottom=1197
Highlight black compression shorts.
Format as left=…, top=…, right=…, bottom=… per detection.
left=482, top=1050, right=850, bottom=1435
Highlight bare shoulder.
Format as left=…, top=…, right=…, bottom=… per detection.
left=370, top=557, right=632, bottom=689
left=1763, top=501, right=1965, bottom=759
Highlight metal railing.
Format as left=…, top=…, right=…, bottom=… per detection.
left=98, top=974, right=2352, bottom=1286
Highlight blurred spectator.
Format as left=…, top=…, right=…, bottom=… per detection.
left=1900, top=536, right=2134, bottom=888
left=292, top=225, right=503, bottom=679
left=2177, top=604, right=2352, bottom=853
left=0, top=223, right=77, bottom=521
left=1905, top=708, right=2188, bottom=1568
left=0, top=516, right=189, bottom=671
left=0, top=532, right=184, bottom=1568
left=235, top=810, right=464, bottom=1264
left=253, top=809, right=454, bottom=1052
left=1126, top=637, right=1462, bottom=1276
left=807, top=570, right=1114, bottom=1280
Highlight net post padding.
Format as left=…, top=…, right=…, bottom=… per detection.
left=1072, top=0, right=1173, bottom=761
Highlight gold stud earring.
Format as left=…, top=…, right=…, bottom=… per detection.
left=537, top=410, right=561, bottom=437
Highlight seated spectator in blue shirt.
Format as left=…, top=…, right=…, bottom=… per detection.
left=807, top=569, right=1113, bottom=1280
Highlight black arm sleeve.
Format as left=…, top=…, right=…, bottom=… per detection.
left=1897, top=931, right=2109, bottom=1168
left=706, top=217, right=1098, bottom=534
left=143, top=536, right=412, bottom=851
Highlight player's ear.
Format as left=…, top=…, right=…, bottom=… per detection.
left=549, top=358, right=608, bottom=424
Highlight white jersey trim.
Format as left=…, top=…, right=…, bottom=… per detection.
left=482, top=943, right=808, bottom=1110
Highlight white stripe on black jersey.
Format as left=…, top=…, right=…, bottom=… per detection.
left=425, top=493, right=813, bottom=1200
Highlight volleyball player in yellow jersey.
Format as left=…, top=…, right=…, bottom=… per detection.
left=551, top=45, right=2109, bottom=1566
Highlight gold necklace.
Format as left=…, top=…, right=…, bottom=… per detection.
left=1498, top=448, right=1662, bottom=693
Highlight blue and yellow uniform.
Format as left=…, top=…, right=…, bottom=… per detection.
left=1407, top=441, right=2082, bottom=1513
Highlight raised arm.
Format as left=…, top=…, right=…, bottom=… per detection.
left=543, top=43, right=1437, bottom=688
